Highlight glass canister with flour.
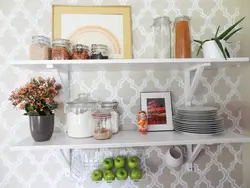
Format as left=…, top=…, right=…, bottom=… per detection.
left=66, top=93, right=97, bottom=138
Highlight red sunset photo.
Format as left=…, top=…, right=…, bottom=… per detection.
left=147, top=98, right=167, bottom=125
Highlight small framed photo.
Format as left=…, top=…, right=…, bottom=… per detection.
left=140, top=92, right=173, bottom=131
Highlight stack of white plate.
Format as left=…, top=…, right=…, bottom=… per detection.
left=173, top=106, right=224, bottom=135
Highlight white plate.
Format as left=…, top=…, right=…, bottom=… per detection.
left=177, top=106, right=218, bottom=112
left=173, top=116, right=223, bottom=122
left=173, top=119, right=223, bottom=125
left=175, top=130, right=224, bottom=136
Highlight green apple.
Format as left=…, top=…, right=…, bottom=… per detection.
left=130, top=168, right=143, bottom=180
left=114, top=156, right=126, bottom=168
left=91, top=169, right=103, bottom=181
left=115, top=168, right=128, bottom=180
left=102, top=158, right=114, bottom=170
left=128, top=156, right=140, bottom=169
left=103, top=170, right=115, bottom=181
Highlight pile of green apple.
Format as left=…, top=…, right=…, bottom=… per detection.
left=91, top=156, right=143, bottom=182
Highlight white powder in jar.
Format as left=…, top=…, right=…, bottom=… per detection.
left=67, top=110, right=94, bottom=138
left=110, top=111, right=119, bottom=133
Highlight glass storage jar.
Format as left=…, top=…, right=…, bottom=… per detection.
left=52, top=38, right=71, bottom=60
left=152, top=16, right=171, bottom=58
left=66, top=93, right=97, bottom=138
left=91, top=44, right=109, bottom=59
left=72, top=44, right=89, bottom=60
left=30, top=35, right=51, bottom=60
left=174, top=16, right=192, bottom=58
left=92, top=112, right=112, bottom=140
left=100, top=101, right=119, bottom=134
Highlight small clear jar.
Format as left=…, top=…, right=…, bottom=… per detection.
left=152, top=16, right=171, bottom=58
left=92, top=112, right=112, bottom=140
left=91, top=44, right=109, bottom=59
left=100, top=101, right=119, bottom=134
left=72, top=44, right=89, bottom=60
left=30, top=35, right=51, bottom=60
left=52, top=38, right=71, bottom=60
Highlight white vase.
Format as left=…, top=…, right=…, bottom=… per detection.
left=165, top=146, right=184, bottom=168
left=202, top=40, right=227, bottom=58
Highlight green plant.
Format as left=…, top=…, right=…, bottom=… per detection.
left=8, top=77, right=62, bottom=116
left=194, top=17, right=245, bottom=59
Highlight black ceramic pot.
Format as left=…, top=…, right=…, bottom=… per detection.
left=29, top=115, right=54, bottom=142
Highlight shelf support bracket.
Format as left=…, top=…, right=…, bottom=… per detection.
left=52, top=70, right=70, bottom=112
left=58, top=149, right=72, bottom=168
left=184, top=63, right=210, bottom=107
left=185, top=144, right=205, bottom=171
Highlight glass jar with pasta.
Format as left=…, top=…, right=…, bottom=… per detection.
left=174, top=16, right=192, bottom=58
left=52, top=39, right=71, bottom=60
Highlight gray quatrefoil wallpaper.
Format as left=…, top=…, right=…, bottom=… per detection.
left=0, top=0, right=249, bottom=188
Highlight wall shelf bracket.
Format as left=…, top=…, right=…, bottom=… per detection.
left=58, top=149, right=72, bottom=168
left=184, top=63, right=210, bottom=106
left=185, top=144, right=205, bottom=171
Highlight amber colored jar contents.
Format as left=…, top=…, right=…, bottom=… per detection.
left=72, top=44, right=89, bottom=60
left=52, top=39, right=70, bottom=60
left=175, top=16, right=191, bottom=58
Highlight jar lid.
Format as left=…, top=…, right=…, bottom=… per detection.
left=174, top=15, right=191, bottom=23
left=52, top=38, right=70, bottom=46
left=92, top=112, right=111, bottom=118
left=67, top=93, right=97, bottom=108
left=100, top=101, right=118, bottom=109
left=152, top=16, right=171, bottom=27
left=73, top=44, right=89, bottom=51
left=32, top=35, right=50, bottom=45
left=91, top=44, right=108, bottom=49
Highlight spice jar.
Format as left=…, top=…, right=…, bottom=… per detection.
left=92, top=112, right=112, bottom=140
left=72, top=44, right=89, bottom=60
left=152, top=16, right=172, bottom=58
left=30, top=35, right=51, bottom=60
left=91, top=44, right=109, bottom=59
left=174, top=16, right=192, bottom=58
left=52, top=38, right=71, bottom=60
left=100, top=101, right=119, bottom=134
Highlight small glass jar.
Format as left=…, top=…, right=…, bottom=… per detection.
left=72, top=44, right=89, bottom=60
left=52, top=38, right=71, bottom=60
left=174, top=16, right=192, bottom=58
left=91, top=44, right=109, bottom=59
left=100, top=101, right=119, bottom=134
left=30, top=35, right=51, bottom=60
left=92, top=112, right=112, bottom=140
left=152, top=16, right=171, bottom=58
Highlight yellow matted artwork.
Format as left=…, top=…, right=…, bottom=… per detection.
left=53, top=5, right=133, bottom=59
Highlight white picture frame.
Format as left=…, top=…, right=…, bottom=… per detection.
left=140, top=92, right=173, bottom=131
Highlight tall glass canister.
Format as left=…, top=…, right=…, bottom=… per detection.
left=152, top=16, right=171, bottom=59
left=174, top=16, right=192, bottom=58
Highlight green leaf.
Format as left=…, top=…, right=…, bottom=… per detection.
left=218, top=17, right=245, bottom=39
left=224, top=27, right=243, bottom=41
left=215, top=26, right=220, bottom=37
left=215, top=39, right=227, bottom=60
left=194, top=40, right=203, bottom=44
left=225, top=48, right=230, bottom=58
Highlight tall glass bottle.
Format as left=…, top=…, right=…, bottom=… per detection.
left=152, top=16, right=171, bottom=59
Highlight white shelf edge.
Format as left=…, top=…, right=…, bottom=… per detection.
left=11, top=130, right=250, bottom=151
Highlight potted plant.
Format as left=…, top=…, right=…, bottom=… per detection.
left=8, top=77, right=62, bottom=142
left=194, top=17, right=245, bottom=59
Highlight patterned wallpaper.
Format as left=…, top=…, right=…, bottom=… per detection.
left=0, top=0, right=248, bottom=188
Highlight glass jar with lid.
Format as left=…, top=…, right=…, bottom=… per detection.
left=66, top=93, right=97, bottom=138
left=91, top=44, right=109, bottom=59
left=152, top=16, right=172, bottom=58
left=100, top=101, right=119, bottom=134
left=72, top=44, right=89, bottom=60
left=52, top=38, right=71, bottom=60
left=92, top=112, right=112, bottom=140
left=30, top=35, right=51, bottom=60
left=174, top=16, right=192, bottom=58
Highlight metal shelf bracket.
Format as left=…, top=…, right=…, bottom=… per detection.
left=185, top=144, right=205, bottom=171
left=184, top=63, right=210, bottom=107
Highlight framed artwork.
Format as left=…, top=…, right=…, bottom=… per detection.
left=52, top=5, right=132, bottom=59
left=140, top=92, right=173, bottom=131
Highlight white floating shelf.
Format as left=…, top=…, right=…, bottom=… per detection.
left=10, top=58, right=249, bottom=72
left=11, top=130, right=250, bottom=150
